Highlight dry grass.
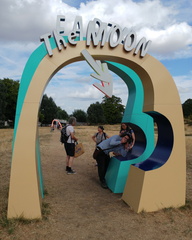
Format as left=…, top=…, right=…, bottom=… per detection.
left=0, top=124, right=192, bottom=240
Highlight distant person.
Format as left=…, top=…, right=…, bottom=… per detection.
left=50, top=120, right=56, bottom=131
left=92, top=126, right=109, bottom=166
left=53, top=120, right=57, bottom=129
left=94, top=132, right=132, bottom=189
left=92, top=126, right=109, bottom=146
left=64, top=117, right=78, bottom=174
left=50, top=125, right=54, bottom=132
left=120, top=122, right=135, bottom=149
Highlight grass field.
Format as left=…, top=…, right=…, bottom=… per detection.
left=0, top=123, right=192, bottom=240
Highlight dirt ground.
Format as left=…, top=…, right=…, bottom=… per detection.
left=0, top=124, right=192, bottom=240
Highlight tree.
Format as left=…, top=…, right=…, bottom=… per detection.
left=38, top=112, right=44, bottom=124
left=101, top=95, right=124, bottom=124
left=72, top=109, right=87, bottom=122
left=0, top=78, right=19, bottom=126
left=87, top=102, right=105, bottom=124
left=182, top=99, right=192, bottom=118
left=56, top=106, right=68, bottom=120
left=39, top=94, right=58, bottom=124
left=0, top=79, right=7, bottom=121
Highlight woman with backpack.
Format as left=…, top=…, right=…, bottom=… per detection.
left=64, top=117, right=78, bottom=174
left=92, top=126, right=109, bottom=146
left=92, top=126, right=109, bottom=166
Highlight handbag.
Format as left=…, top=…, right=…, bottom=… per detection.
left=74, top=142, right=85, bottom=158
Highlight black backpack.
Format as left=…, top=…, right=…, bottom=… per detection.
left=60, top=125, right=69, bottom=143
left=96, top=132, right=107, bottom=144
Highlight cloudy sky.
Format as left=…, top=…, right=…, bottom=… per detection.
left=0, top=0, right=191, bottom=114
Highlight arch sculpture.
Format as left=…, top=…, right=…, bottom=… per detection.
left=7, top=39, right=186, bottom=218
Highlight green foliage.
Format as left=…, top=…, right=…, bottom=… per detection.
left=0, top=78, right=19, bottom=126
left=38, top=112, right=44, bottom=123
left=87, top=96, right=124, bottom=124
left=39, top=95, right=69, bottom=124
left=87, top=101, right=106, bottom=124
left=72, top=109, right=87, bottom=122
left=56, top=106, right=68, bottom=120
left=0, top=78, right=70, bottom=127
left=182, top=98, right=192, bottom=118
left=39, top=94, right=58, bottom=124
left=101, top=95, right=124, bottom=124
left=0, top=77, right=125, bottom=126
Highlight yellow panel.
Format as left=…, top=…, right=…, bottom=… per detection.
left=8, top=103, right=41, bottom=218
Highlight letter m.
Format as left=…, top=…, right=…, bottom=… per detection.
left=86, top=18, right=108, bottom=47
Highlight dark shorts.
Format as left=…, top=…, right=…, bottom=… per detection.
left=64, top=142, right=75, bottom=157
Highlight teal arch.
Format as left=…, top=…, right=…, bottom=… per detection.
left=14, top=37, right=60, bottom=140
left=13, top=38, right=155, bottom=197
left=106, top=61, right=155, bottom=162
left=104, top=62, right=155, bottom=193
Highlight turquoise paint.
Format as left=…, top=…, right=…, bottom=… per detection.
left=105, top=62, right=155, bottom=193
left=106, top=61, right=155, bottom=160
left=36, top=137, right=44, bottom=198
left=13, top=37, right=58, bottom=142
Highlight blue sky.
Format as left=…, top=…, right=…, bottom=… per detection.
left=0, top=0, right=191, bottom=114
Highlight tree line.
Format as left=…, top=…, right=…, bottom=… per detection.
left=1, top=78, right=192, bottom=128
left=0, top=78, right=124, bottom=127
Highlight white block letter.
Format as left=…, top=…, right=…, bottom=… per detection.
left=72, top=16, right=83, bottom=41
left=109, top=24, right=123, bottom=48
left=134, top=37, right=152, bottom=57
left=86, top=18, right=108, bottom=46
left=123, top=29, right=137, bottom=52
left=40, top=33, right=53, bottom=56
left=68, top=31, right=77, bottom=45
left=56, top=15, right=65, bottom=35
left=53, top=30, right=67, bottom=51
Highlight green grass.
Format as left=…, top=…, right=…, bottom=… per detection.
left=179, top=199, right=192, bottom=211
left=0, top=199, right=50, bottom=234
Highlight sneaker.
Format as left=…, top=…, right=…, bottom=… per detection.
left=67, top=169, right=76, bottom=174
left=100, top=180, right=108, bottom=189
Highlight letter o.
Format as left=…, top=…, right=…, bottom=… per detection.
left=124, top=30, right=137, bottom=52
left=109, top=25, right=123, bottom=48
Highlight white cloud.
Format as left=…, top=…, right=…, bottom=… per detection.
left=174, top=75, right=192, bottom=103
left=1, top=0, right=191, bottom=59
left=145, top=22, right=192, bottom=59
left=44, top=62, right=128, bottom=114
left=45, top=80, right=105, bottom=113
left=0, top=42, right=39, bottom=80
left=0, top=0, right=191, bottom=113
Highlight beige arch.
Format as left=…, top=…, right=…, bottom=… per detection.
left=8, top=41, right=186, bottom=218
